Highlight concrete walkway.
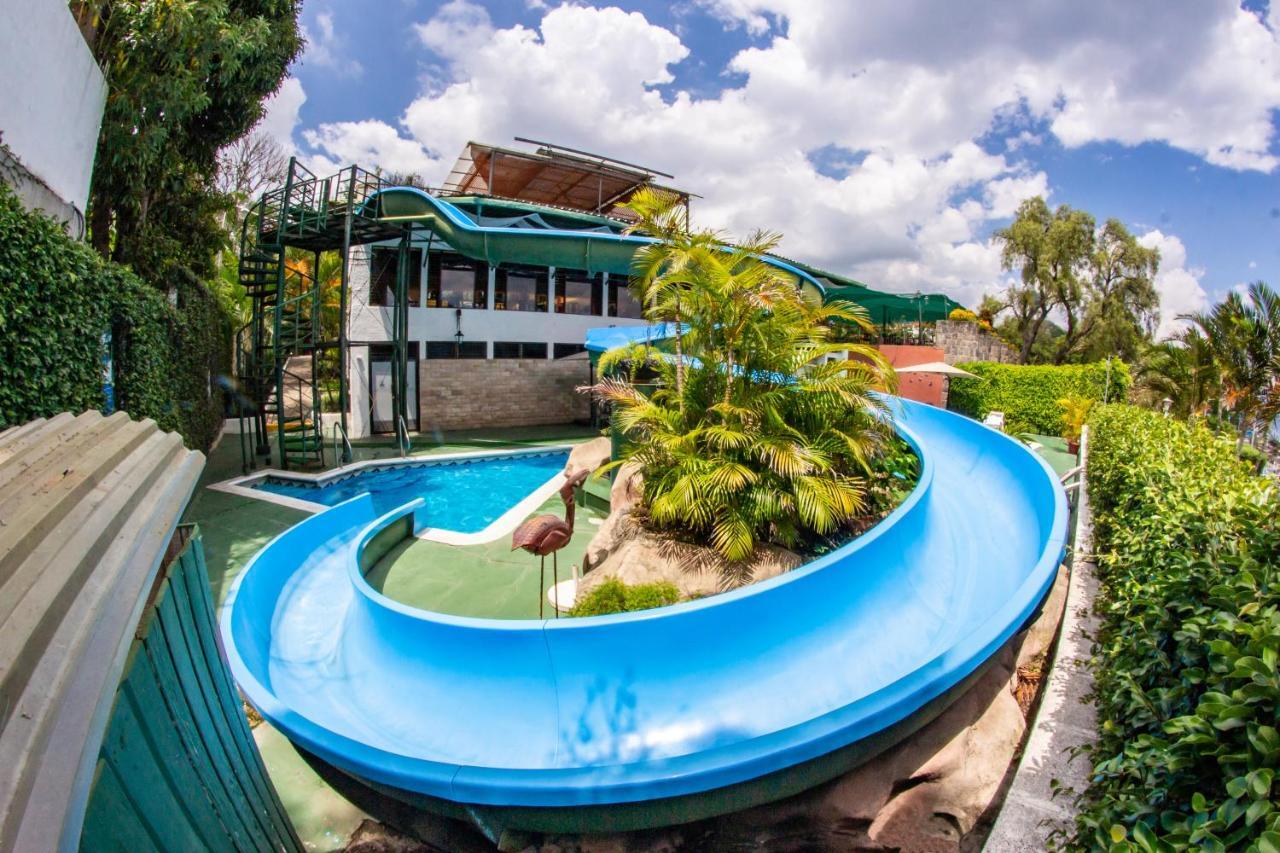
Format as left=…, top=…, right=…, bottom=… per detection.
left=985, top=428, right=1099, bottom=850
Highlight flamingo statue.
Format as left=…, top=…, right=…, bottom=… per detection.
left=512, top=469, right=590, bottom=618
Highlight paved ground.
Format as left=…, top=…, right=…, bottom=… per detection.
left=1021, top=433, right=1078, bottom=477
left=184, top=423, right=598, bottom=850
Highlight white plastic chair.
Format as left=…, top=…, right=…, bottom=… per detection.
left=983, top=410, right=1006, bottom=431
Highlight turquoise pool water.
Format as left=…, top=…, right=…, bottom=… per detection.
left=253, top=450, right=569, bottom=534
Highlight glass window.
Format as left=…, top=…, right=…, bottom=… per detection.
left=493, top=341, right=548, bottom=359
left=370, top=248, right=422, bottom=307
left=495, top=266, right=548, bottom=312
left=427, top=253, right=487, bottom=309
left=554, top=343, right=587, bottom=359
left=555, top=270, right=602, bottom=315
left=425, top=340, right=486, bottom=359
left=609, top=277, right=645, bottom=319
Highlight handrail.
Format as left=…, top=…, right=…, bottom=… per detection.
left=332, top=421, right=354, bottom=466
left=396, top=415, right=412, bottom=458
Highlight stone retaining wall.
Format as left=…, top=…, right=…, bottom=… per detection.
left=936, top=320, right=1016, bottom=364
left=417, top=357, right=591, bottom=431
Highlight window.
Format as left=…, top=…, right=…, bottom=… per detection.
left=427, top=253, right=488, bottom=309
left=555, top=270, right=602, bottom=315
left=425, top=340, right=487, bottom=359
left=370, top=248, right=422, bottom=307
left=609, top=277, right=645, bottom=318
left=493, top=341, right=548, bottom=359
left=554, top=343, right=587, bottom=359
left=495, top=265, right=548, bottom=312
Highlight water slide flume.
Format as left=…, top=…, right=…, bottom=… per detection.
left=220, top=399, right=1067, bottom=834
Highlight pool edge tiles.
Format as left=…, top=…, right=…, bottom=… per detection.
left=207, top=446, right=574, bottom=546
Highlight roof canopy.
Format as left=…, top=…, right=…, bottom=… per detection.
left=441, top=139, right=690, bottom=221
left=823, top=286, right=964, bottom=325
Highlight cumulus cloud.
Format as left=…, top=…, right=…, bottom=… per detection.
left=1139, top=230, right=1210, bottom=339
left=290, top=1, right=1279, bottom=308
left=257, top=77, right=306, bottom=150
left=301, top=10, right=364, bottom=77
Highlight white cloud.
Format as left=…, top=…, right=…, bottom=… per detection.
left=302, top=10, right=364, bottom=78
left=257, top=77, right=306, bottom=150
left=302, top=121, right=441, bottom=177
left=287, top=1, right=1278, bottom=311
left=1139, top=230, right=1210, bottom=339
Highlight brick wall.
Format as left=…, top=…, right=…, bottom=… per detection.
left=935, top=320, right=1015, bottom=365
left=418, top=358, right=592, bottom=431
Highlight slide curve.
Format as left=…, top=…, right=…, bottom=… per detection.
left=220, top=399, right=1067, bottom=817
left=364, top=186, right=830, bottom=297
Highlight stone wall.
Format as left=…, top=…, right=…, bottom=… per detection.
left=418, top=357, right=591, bottom=431
left=936, top=320, right=1016, bottom=364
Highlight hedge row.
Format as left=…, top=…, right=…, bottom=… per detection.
left=0, top=183, right=230, bottom=449
left=1078, top=404, right=1279, bottom=850
left=947, top=360, right=1131, bottom=435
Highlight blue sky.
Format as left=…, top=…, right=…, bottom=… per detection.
left=259, top=0, right=1280, bottom=336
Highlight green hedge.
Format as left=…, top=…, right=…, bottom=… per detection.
left=0, top=183, right=230, bottom=449
left=946, top=360, right=1130, bottom=435
left=1078, top=404, right=1279, bottom=850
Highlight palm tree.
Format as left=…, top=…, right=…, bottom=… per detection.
left=621, top=187, right=719, bottom=409
left=1133, top=329, right=1219, bottom=419
left=593, top=225, right=896, bottom=562
left=1185, top=281, right=1280, bottom=445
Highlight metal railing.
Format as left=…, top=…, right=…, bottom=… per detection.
left=396, top=415, right=413, bottom=458
left=332, top=421, right=354, bottom=466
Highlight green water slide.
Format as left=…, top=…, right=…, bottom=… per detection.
left=368, top=187, right=828, bottom=299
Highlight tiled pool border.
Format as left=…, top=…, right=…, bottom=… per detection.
left=207, top=445, right=575, bottom=546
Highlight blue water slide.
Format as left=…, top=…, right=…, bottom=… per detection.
left=220, top=398, right=1067, bottom=830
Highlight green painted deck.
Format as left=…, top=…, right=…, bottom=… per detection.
left=1020, top=433, right=1078, bottom=478
left=183, top=423, right=599, bottom=849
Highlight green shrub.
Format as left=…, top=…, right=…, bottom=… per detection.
left=0, top=184, right=229, bottom=448
left=947, top=360, right=1130, bottom=435
left=569, top=578, right=682, bottom=617
left=1076, top=404, right=1280, bottom=850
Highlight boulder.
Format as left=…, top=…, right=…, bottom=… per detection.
left=609, top=461, right=644, bottom=512
left=578, top=511, right=801, bottom=599
left=565, top=437, right=612, bottom=481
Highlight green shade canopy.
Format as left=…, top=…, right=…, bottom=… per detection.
left=822, top=286, right=965, bottom=325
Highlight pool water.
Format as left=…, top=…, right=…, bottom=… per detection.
left=253, top=451, right=569, bottom=534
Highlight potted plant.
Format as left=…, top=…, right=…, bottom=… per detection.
left=1058, top=394, right=1094, bottom=454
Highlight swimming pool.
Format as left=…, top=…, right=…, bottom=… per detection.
left=245, top=449, right=569, bottom=536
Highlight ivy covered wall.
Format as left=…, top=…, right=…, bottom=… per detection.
left=946, top=359, right=1131, bottom=436
left=0, top=184, right=230, bottom=449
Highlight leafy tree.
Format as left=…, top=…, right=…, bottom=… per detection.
left=1133, top=329, right=1220, bottom=419
left=1186, top=281, right=1280, bottom=445
left=994, top=197, right=1095, bottom=364
left=82, top=0, right=302, bottom=281
left=621, top=187, right=710, bottom=406
left=994, top=197, right=1160, bottom=365
left=1057, top=219, right=1159, bottom=364
left=593, top=222, right=896, bottom=562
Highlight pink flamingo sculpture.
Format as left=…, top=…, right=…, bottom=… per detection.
left=512, top=469, right=590, bottom=618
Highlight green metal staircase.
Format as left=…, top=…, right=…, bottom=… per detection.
left=233, top=158, right=411, bottom=473
left=235, top=160, right=326, bottom=471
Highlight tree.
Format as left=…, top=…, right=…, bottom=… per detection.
left=621, top=188, right=710, bottom=408
left=994, top=197, right=1095, bottom=364
left=1132, top=329, right=1219, bottom=419
left=216, top=130, right=289, bottom=201
left=1056, top=219, right=1159, bottom=364
left=1185, top=281, right=1280, bottom=445
left=82, top=0, right=302, bottom=281
left=593, top=224, right=896, bottom=562
left=994, top=197, right=1161, bottom=365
